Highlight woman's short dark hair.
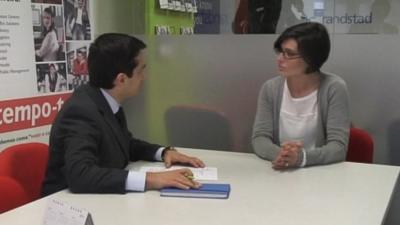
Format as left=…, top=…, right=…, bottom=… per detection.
left=88, top=33, right=146, bottom=89
left=274, top=22, right=330, bottom=73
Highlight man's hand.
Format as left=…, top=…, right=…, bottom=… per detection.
left=145, top=168, right=201, bottom=190
left=272, top=141, right=303, bottom=170
left=163, top=149, right=205, bottom=168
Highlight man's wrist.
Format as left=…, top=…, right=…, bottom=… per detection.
left=161, top=146, right=175, bottom=161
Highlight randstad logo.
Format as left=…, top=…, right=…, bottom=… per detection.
left=322, top=12, right=373, bottom=24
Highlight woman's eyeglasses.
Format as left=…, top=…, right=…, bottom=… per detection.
left=274, top=49, right=302, bottom=60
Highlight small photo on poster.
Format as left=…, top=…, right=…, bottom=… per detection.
left=173, top=0, right=181, bottom=11
left=181, top=27, right=194, bottom=35
left=167, top=0, right=174, bottom=9
left=66, top=42, right=90, bottom=90
left=180, top=0, right=186, bottom=11
left=64, top=0, right=92, bottom=40
left=32, top=5, right=66, bottom=62
left=185, top=0, right=193, bottom=12
left=191, top=0, right=197, bottom=13
left=31, top=0, right=62, bottom=4
left=155, top=26, right=169, bottom=35
left=36, top=63, right=68, bottom=94
left=159, top=0, right=169, bottom=9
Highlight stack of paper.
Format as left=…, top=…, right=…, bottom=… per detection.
left=140, top=166, right=218, bottom=181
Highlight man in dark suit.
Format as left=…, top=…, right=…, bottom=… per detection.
left=42, top=33, right=205, bottom=196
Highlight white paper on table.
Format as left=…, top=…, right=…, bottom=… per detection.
left=139, top=166, right=218, bottom=181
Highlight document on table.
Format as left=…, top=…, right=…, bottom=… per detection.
left=139, top=166, right=218, bottom=181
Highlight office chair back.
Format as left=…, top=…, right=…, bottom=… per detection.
left=0, top=142, right=49, bottom=201
left=0, top=176, right=29, bottom=213
left=165, top=105, right=233, bottom=151
left=347, top=127, right=374, bottom=163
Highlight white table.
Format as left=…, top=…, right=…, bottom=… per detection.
left=1, top=148, right=399, bottom=225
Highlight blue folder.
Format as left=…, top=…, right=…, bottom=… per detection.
left=160, top=183, right=230, bottom=199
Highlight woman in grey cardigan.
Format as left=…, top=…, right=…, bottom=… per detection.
left=252, top=22, right=350, bottom=169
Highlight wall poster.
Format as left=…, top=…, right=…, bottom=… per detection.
left=0, top=0, right=92, bottom=151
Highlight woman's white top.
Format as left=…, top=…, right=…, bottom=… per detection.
left=279, top=80, right=319, bottom=166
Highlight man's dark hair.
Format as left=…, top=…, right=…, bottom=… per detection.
left=274, top=22, right=330, bottom=73
left=88, top=33, right=146, bottom=89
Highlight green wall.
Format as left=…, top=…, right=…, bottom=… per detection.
left=140, top=1, right=196, bottom=144
left=92, top=0, right=196, bottom=145
left=145, top=38, right=196, bottom=145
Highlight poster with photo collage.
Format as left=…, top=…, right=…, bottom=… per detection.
left=32, top=0, right=92, bottom=94
left=0, top=0, right=93, bottom=150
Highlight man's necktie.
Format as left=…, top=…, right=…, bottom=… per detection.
left=115, top=107, right=126, bottom=129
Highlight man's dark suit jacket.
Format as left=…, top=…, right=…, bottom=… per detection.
left=42, top=84, right=160, bottom=196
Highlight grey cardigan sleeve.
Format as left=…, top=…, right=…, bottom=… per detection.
left=252, top=81, right=281, bottom=161
left=306, top=79, right=350, bottom=166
